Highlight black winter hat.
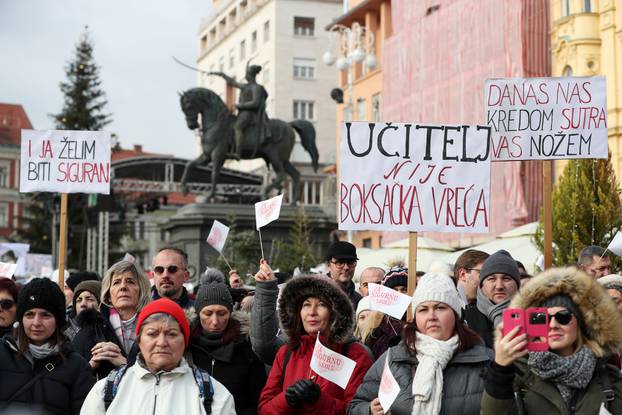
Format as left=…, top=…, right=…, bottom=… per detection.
left=17, top=278, right=66, bottom=327
left=66, top=271, right=99, bottom=292
left=382, top=266, right=408, bottom=289
left=196, top=273, right=233, bottom=312
left=479, top=250, right=521, bottom=287
left=326, top=241, right=358, bottom=261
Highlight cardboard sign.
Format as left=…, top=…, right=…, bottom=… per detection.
left=339, top=122, right=491, bottom=233
left=255, top=194, right=283, bottom=230
left=606, top=231, right=622, bottom=257
left=485, top=77, right=608, bottom=161
left=206, top=220, right=230, bottom=253
left=378, top=350, right=400, bottom=412
left=368, top=283, right=412, bottom=320
left=310, top=335, right=357, bottom=389
left=20, top=129, right=111, bottom=194
left=0, top=243, right=30, bottom=258
left=0, top=262, right=17, bottom=279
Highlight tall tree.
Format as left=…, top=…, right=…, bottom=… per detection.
left=534, top=155, right=622, bottom=267
left=272, top=208, right=317, bottom=275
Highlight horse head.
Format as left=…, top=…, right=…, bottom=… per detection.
left=179, top=90, right=201, bottom=130
left=179, top=88, right=228, bottom=131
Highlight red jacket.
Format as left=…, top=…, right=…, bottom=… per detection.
left=258, top=335, right=373, bottom=415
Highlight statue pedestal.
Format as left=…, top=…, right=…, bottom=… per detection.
left=162, top=203, right=336, bottom=281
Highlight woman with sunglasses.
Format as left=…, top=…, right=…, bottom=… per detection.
left=0, top=278, right=19, bottom=337
left=482, top=267, right=622, bottom=415
left=72, top=260, right=151, bottom=379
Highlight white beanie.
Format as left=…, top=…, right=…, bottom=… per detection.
left=411, top=273, right=462, bottom=317
left=356, top=296, right=372, bottom=318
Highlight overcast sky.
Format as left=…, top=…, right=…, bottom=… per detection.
left=0, top=0, right=214, bottom=159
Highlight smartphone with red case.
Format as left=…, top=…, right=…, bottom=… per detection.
left=525, top=307, right=549, bottom=352
left=502, top=308, right=526, bottom=337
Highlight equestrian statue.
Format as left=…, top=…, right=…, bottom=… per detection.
left=179, top=63, right=319, bottom=203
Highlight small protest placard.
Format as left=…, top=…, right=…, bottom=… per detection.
left=310, top=335, right=356, bottom=389
left=339, top=121, right=491, bottom=233
left=206, top=220, right=230, bottom=253
left=20, top=129, right=111, bottom=194
left=606, top=231, right=622, bottom=257
left=255, top=194, right=283, bottom=230
left=368, top=283, right=412, bottom=320
left=378, top=350, right=400, bottom=412
left=485, top=77, right=608, bottom=161
left=14, top=254, right=53, bottom=277
left=0, top=262, right=17, bottom=279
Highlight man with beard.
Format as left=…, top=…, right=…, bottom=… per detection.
left=150, top=247, right=195, bottom=320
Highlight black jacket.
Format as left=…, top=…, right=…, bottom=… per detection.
left=0, top=335, right=95, bottom=415
left=463, top=303, right=494, bottom=347
left=71, top=308, right=138, bottom=380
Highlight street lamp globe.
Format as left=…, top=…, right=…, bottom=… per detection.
left=336, top=56, right=350, bottom=71
left=323, top=50, right=337, bottom=66
left=366, top=53, right=378, bottom=70
left=350, top=47, right=366, bottom=63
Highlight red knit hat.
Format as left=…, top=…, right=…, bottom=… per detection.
left=136, top=298, right=190, bottom=346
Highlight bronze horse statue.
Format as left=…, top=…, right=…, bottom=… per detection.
left=179, top=87, right=319, bottom=202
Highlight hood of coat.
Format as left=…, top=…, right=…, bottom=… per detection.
left=278, top=275, right=354, bottom=344
left=510, top=267, right=622, bottom=357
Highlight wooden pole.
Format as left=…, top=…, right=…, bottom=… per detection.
left=543, top=161, right=553, bottom=269
left=57, top=193, right=68, bottom=288
left=407, top=231, right=418, bottom=321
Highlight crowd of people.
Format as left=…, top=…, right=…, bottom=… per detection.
left=0, top=242, right=621, bottom=414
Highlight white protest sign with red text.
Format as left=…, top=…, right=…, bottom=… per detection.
left=20, top=129, right=111, bottom=194
left=485, top=77, right=608, bottom=161
left=310, top=335, right=357, bottom=389
left=339, top=122, right=491, bottom=233
left=378, top=350, right=400, bottom=412
left=368, top=283, right=412, bottom=320
left=206, top=220, right=230, bottom=253
left=255, top=194, right=283, bottom=230
left=0, top=262, right=17, bottom=279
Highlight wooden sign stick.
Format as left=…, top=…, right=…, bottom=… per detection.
left=407, top=231, right=418, bottom=321
left=57, top=193, right=69, bottom=288
left=543, top=161, right=553, bottom=269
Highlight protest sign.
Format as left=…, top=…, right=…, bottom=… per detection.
left=255, top=194, right=283, bottom=229
left=0, top=243, right=30, bottom=258
left=605, top=231, right=622, bottom=257
left=368, top=283, right=412, bottom=320
left=15, top=254, right=53, bottom=277
left=20, top=129, right=111, bottom=194
left=339, top=122, right=491, bottom=233
left=378, top=350, right=400, bottom=412
left=206, top=220, right=230, bottom=253
left=0, top=262, right=17, bottom=279
left=485, top=77, right=608, bottom=161
left=310, top=335, right=357, bottom=389
left=122, top=253, right=136, bottom=263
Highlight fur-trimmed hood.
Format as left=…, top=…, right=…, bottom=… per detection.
left=278, top=275, right=354, bottom=344
left=510, top=267, right=622, bottom=357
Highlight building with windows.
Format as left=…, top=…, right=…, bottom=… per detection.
left=0, top=104, right=32, bottom=240
left=196, top=0, right=342, bottom=207
left=550, top=0, right=622, bottom=180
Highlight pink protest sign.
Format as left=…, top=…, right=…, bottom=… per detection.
left=310, top=335, right=357, bottom=389
left=255, top=194, right=283, bottom=230
left=368, top=283, right=412, bottom=320
left=378, top=351, right=400, bottom=411
left=206, top=220, right=230, bottom=253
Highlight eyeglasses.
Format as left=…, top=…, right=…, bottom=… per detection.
left=153, top=265, right=183, bottom=275
left=330, top=259, right=357, bottom=268
left=0, top=299, right=15, bottom=310
left=466, top=268, right=481, bottom=273
left=549, top=310, right=574, bottom=325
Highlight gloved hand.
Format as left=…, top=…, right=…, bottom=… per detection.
left=285, top=379, right=321, bottom=406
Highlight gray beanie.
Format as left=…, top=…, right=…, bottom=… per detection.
left=479, top=250, right=520, bottom=287
left=196, top=273, right=233, bottom=312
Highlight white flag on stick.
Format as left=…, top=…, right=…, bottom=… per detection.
left=255, top=194, right=283, bottom=230
left=310, top=335, right=356, bottom=389
left=378, top=350, right=400, bottom=412
left=122, top=253, right=136, bottom=263
left=206, top=220, right=230, bottom=253
left=606, top=231, right=622, bottom=257
left=0, top=262, right=17, bottom=279
left=369, top=283, right=412, bottom=320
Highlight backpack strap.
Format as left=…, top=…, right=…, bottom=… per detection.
left=598, top=365, right=616, bottom=408
left=192, top=366, right=214, bottom=415
left=103, top=364, right=129, bottom=411
left=279, top=346, right=292, bottom=389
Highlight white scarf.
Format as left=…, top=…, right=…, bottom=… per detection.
left=411, top=333, right=459, bottom=415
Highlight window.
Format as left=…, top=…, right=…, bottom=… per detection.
left=562, top=0, right=570, bottom=16
left=362, top=238, right=372, bottom=248
left=562, top=65, right=573, bottom=77
left=240, top=40, right=246, bottom=61
left=294, top=17, right=315, bottom=36
left=229, top=48, right=235, bottom=68
left=200, top=35, right=207, bottom=52
left=293, top=58, right=315, bottom=79
left=372, top=94, right=381, bottom=122
left=262, top=62, right=270, bottom=83
left=219, top=56, right=225, bottom=72
left=263, top=20, right=270, bottom=43
left=0, top=166, right=8, bottom=188
left=584, top=0, right=591, bottom=12
left=357, top=98, right=367, bottom=121
left=251, top=31, right=257, bottom=52
left=0, top=204, right=8, bottom=227
left=293, top=100, right=315, bottom=120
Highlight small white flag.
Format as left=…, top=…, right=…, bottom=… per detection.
left=369, top=283, right=412, bottom=320
left=206, top=220, right=230, bottom=253
left=310, top=335, right=356, bottom=389
left=255, top=194, right=283, bottom=230
left=606, top=231, right=622, bottom=257
left=0, top=262, right=17, bottom=279
left=123, top=253, right=136, bottom=263
left=535, top=254, right=545, bottom=272
left=378, top=350, right=400, bottom=412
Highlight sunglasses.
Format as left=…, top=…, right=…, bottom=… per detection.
left=153, top=265, right=182, bottom=275
left=0, top=299, right=15, bottom=310
left=549, top=310, right=574, bottom=325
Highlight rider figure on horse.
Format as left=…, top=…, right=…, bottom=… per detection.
left=209, top=63, right=271, bottom=160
